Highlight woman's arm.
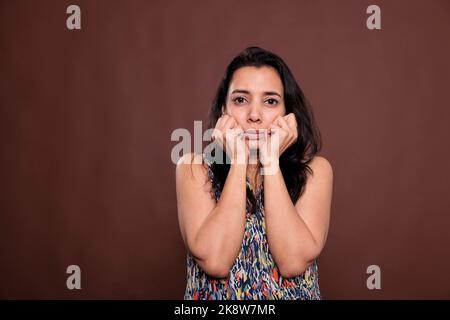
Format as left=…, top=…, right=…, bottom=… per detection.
left=263, top=156, right=333, bottom=278
left=176, top=153, right=247, bottom=278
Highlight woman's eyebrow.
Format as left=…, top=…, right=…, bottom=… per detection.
left=231, top=89, right=251, bottom=95
left=263, top=91, right=282, bottom=98
left=231, top=89, right=282, bottom=97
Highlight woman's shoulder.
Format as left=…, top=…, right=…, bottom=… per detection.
left=176, top=152, right=205, bottom=165
left=308, top=155, right=333, bottom=178
left=176, top=153, right=211, bottom=182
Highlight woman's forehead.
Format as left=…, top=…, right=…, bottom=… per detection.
left=229, top=66, right=283, bottom=95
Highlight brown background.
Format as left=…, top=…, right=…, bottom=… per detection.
left=1, top=0, right=450, bottom=299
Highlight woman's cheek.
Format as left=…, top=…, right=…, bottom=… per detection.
left=267, top=106, right=285, bottom=120
left=266, top=114, right=280, bottom=125
left=229, top=109, right=247, bottom=123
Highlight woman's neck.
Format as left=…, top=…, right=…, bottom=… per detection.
left=246, top=163, right=262, bottom=191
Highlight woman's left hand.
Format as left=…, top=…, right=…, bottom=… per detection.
left=259, top=113, right=298, bottom=169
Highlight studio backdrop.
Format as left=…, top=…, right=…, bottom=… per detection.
left=1, top=0, right=450, bottom=299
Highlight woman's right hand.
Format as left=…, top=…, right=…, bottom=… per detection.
left=212, top=114, right=248, bottom=165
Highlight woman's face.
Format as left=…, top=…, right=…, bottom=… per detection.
left=223, top=65, right=286, bottom=137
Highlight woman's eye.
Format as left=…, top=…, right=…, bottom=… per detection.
left=233, top=97, right=247, bottom=104
left=265, top=98, right=278, bottom=106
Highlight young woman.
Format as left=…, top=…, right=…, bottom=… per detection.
left=176, top=47, right=333, bottom=300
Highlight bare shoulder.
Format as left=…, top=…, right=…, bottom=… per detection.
left=176, top=153, right=210, bottom=188
left=295, top=155, right=333, bottom=212
left=308, top=155, right=333, bottom=179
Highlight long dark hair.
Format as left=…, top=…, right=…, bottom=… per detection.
left=205, top=46, right=322, bottom=211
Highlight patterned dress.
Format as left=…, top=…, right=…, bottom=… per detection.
left=183, top=154, right=321, bottom=300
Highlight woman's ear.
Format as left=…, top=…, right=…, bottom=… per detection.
left=221, top=105, right=226, bottom=115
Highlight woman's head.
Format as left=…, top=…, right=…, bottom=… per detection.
left=223, top=65, right=286, bottom=130
left=208, top=46, right=322, bottom=206
left=209, top=46, right=320, bottom=160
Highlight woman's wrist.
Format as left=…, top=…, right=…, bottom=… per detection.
left=229, top=150, right=248, bottom=166
left=230, top=161, right=248, bottom=172
left=260, top=157, right=280, bottom=176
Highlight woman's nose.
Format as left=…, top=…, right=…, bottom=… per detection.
left=248, top=105, right=261, bottom=123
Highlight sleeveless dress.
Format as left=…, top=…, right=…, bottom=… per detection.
left=183, top=154, right=321, bottom=300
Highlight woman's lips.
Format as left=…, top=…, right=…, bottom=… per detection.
left=243, top=129, right=269, bottom=140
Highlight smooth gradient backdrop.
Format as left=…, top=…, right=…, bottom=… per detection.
left=1, top=0, right=450, bottom=299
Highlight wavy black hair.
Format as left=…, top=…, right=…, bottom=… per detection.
left=204, top=46, right=322, bottom=211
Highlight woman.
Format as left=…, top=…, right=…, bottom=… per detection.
left=176, top=46, right=333, bottom=300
